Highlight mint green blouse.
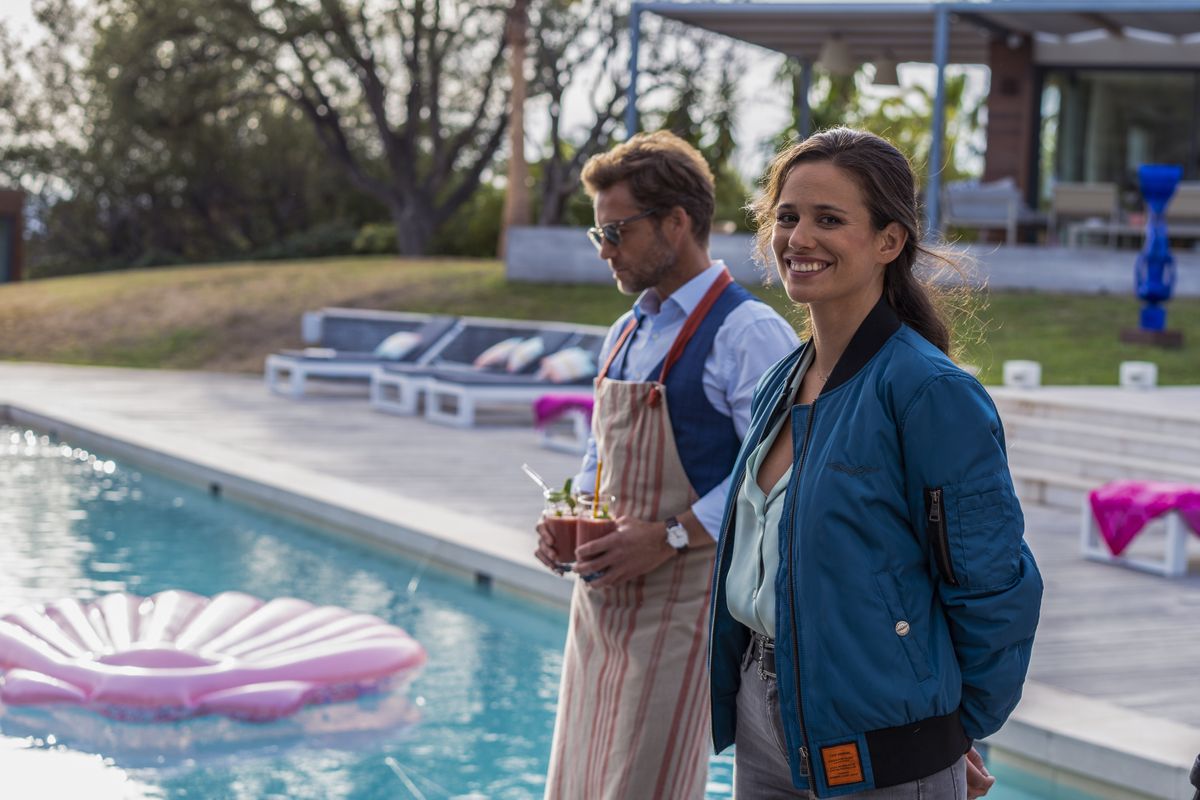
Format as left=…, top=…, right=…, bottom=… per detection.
left=725, top=349, right=811, bottom=638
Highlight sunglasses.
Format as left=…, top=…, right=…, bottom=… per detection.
left=586, top=208, right=662, bottom=250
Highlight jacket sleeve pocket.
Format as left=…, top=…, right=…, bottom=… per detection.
left=946, top=476, right=1023, bottom=591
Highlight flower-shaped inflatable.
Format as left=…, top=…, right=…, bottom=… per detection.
left=0, top=590, right=426, bottom=722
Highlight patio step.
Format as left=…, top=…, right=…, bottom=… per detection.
left=1008, top=439, right=1200, bottom=489
left=987, top=389, right=1200, bottom=510
left=1008, top=438, right=1200, bottom=482
left=1009, top=465, right=1099, bottom=511
left=990, top=391, right=1200, bottom=441
left=1002, top=413, right=1200, bottom=466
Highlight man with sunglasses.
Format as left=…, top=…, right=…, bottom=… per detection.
left=536, top=130, right=797, bottom=799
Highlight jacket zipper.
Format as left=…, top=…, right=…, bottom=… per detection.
left=786, top=400, right=818, bottom=791
left=708, top=361, right=797, bottom=670
left=926, top=487, right=959, bottom=586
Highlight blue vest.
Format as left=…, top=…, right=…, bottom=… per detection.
left=613, top=282, right=757, bottom=496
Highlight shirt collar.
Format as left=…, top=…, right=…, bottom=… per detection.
left=634, top=261, right=727, bottom=320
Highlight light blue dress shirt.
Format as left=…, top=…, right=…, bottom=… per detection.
left=725, top=348, right=811, bottom=637
left=575, top=262, right=800, bottom=538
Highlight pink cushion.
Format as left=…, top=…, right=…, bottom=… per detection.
left=1088, top=480, right=1200, bottom=555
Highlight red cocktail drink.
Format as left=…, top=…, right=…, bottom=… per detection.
left=576, top=515, right=616, bottom=548
left=544, top=512, right=578, bottom=568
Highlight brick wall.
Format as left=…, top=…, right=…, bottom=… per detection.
left=982, top=37, right=1036, bottom=199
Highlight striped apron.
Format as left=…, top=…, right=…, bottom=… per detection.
left=545, top=272, right=733, bottom=800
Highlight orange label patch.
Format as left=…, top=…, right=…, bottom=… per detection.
left=821, top=742, right=865, bottom=787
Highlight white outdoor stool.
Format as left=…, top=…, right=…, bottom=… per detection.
left=1119, top=360, right=1158, bottom=389
left=1080, top=495, right=1189, bottom=577
left=1002, top=360, right=1042, bottom=388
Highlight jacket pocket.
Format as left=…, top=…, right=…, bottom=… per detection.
left=872, top=571, right=934, bottom=683
left=944, top=474, right=1023, bottom=590
left=925, top=487, right=958, bottom=586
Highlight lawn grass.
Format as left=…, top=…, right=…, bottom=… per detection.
left=1, top=257, right=1196, bottom=384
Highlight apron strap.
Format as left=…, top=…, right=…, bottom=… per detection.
left=597, top=315, right=641, bottom=381
left=657, top=267, right=734, bottom=383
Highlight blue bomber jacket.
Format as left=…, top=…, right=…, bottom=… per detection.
left=708, top=297, right=1043, bottom=797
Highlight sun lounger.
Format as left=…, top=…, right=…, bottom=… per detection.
left=264, top=309, right=457, bottom=398
left=371, top=319, right=605, bottom=425
left=942, top=178, right=1044, bottom=246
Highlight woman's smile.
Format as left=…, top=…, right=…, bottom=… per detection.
left=782, top=257, right=832, bottom=275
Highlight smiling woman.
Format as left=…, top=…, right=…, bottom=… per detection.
left=707, top=128, right=1043, bottom=799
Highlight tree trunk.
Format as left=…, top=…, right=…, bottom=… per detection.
left=537, top=159, right=572, bottom=226
left=497, top=0, right=529, bottom=257
left=390, top=202, right=436, bottom=256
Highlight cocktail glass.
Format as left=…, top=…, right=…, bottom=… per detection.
left=575, top=494, right=617, bottom=581
left=543, top=491, right=578, bottom=571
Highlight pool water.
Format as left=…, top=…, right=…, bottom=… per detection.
left=0, top=426, right=734, bottom=798
left=0, top=426, right=1093, bottom=799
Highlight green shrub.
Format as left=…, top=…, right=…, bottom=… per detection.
left=353, top=223, right=398, bottom=255
left=249, top=221, right=359, bottom=261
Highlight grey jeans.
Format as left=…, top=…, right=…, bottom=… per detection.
left=733, top=641, right=966, bottom=799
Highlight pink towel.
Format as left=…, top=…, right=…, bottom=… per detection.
left=533, top=394, right=594, bottom=430
left=1088, top=480, right=1200, bottom=556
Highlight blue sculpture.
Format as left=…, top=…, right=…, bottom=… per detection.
left=1134, top=164, right=1181, bottom=332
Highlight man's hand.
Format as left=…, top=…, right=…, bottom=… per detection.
left=573, top=515, right=675, bottom=588
left=533, top=518, right=565, bottom=575
left=966, top=746, right=995, bottom=799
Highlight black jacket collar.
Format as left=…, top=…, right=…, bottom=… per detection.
left=782, top=294, right=901, bottom=401
left=822, top=294, right=901, bottom=394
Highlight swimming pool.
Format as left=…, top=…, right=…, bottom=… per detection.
left=0, top=424, right=1096, bottom=799
left=0, top=425, right=735, bottom=798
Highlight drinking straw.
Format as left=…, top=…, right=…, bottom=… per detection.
left=521, top=463, right=552, bottom=493
left=593, top=460, right=603, bottom=519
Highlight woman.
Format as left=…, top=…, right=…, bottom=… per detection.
left=707, top=128, right=1043, bottom=798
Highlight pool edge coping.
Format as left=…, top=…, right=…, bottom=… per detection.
left=1, top=401, right=573, bottom=610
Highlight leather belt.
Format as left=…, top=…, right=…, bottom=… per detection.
left=752, top=632, right=776, bottom=680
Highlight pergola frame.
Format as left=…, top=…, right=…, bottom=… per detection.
left=625, top=1, right=1200, bottom=234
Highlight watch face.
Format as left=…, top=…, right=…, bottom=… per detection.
left=667, top=524, right=688, bottom=549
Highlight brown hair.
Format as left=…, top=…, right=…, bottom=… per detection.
left=581, top=130, right=715, bottom=245
left=750, top=127, right=968, bottom=355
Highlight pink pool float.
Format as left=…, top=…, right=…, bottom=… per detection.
left=0, top=590, right=426, bottom=722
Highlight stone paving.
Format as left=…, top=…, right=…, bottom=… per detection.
left=2, top=361, right=1198, bottom=787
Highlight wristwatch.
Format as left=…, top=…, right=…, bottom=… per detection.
left=665, top=516, right=689, bottom=554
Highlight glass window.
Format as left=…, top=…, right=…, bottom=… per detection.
left=1040, top=69, right=1199, bottom=212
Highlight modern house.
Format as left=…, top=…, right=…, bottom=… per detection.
left=625, top=1, right=1200, bottom=233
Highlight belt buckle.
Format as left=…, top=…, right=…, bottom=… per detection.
left=755, top=635, right=775, bottom=681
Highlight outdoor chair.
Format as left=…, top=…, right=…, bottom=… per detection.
left=1050, top=182, right=1120, bottom=246
left=1081, top=480, right=1200, bottom=577
left=534, top=394, right=594, bottom=454
left=264, top=308, right=457, bottom=398
left=370, top=318, right=601, bottom=422
left=941, top=177, right=1042, bottom=246
left=420, top=326, right=606, bottom=428
left=1158, top=181, right=1200, bottom=246
left=1166, top=181, right=1200, bottom=228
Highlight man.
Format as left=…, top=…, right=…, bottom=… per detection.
left=534, top=130, right=799, bottom=799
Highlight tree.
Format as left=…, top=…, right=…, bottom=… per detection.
left=770, top=63, right=983, bottom=188
left=498, top=0, right=530, bottom=256
left=649, top=41, right=751, bottom=230
left=133, top=0, right=516, bottom=256
left=527, top=0, right=629, bottom=227
left=5, top=0, right=387, bottom=275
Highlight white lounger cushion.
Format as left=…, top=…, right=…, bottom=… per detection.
left=373, top=331, right=422, bottom=360
left=537, top=347, right=596, bottom=383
